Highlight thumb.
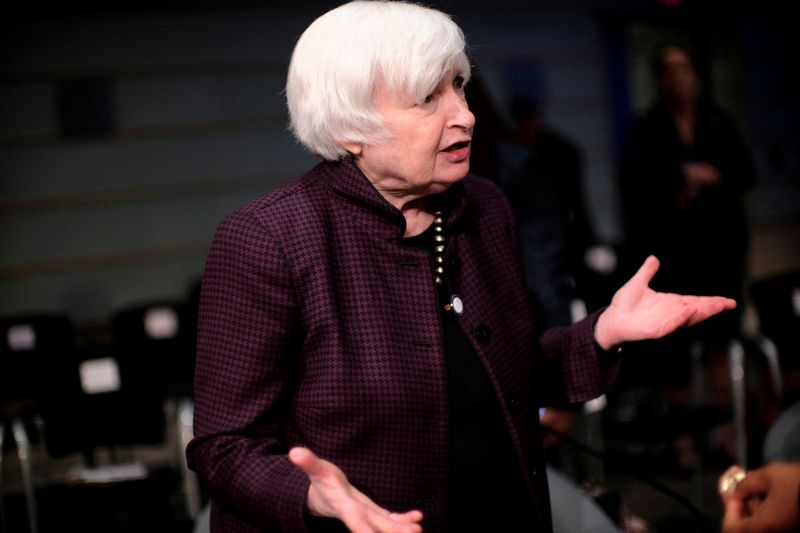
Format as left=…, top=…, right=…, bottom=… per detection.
left=721, top=497, right=746, bottom=533
left=629, top=255, right=660, bottom=288
left=289, top=447, right=325, bottom=478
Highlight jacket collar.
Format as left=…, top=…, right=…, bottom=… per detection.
left=321, top=157, right=472, bottom=238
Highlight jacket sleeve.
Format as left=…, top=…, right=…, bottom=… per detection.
left=495, top=178, right=620, bottom=406
left=537, top=311, right=620, bottom=405
left=186, top=208, right=311, bottom=532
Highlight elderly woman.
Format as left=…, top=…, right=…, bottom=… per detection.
left=186, top=2, right=735, bottom=532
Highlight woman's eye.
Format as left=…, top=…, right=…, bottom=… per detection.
left=453, top=76, right=465, bottom=90
left=422, top=93, right=435, bottom=104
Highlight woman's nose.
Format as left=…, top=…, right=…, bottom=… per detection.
left=448, top=93, right=475, bottom=131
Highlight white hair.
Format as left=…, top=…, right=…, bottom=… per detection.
left=286, top=0, right=471, bottom=161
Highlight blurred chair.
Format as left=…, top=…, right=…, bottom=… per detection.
left=110, top=300, right=195, bottom=400
left=32, top=336, right=183, bottom=533
left=749, top=269, right=800, bottom=406
left=72, top=341, right=167, bottom=463
left=720, top=269, right=800, bottom=470
left=0, top=313, right=82, bottom=533
left=109, top=298, right=201, bottom=521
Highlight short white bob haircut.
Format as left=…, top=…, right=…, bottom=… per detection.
left=286, top=0, right=471, bottom=161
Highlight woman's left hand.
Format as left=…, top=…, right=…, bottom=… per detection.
left=593, top=255, right=737, bottom=351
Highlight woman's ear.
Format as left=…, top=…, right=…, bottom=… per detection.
left=339, top=141, right=363, bottom=156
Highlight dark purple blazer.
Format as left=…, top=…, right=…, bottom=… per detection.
left=187, top=158, right=616, bottom=532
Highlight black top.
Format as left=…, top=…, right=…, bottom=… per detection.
left=403, top=221, right=535, bottom=531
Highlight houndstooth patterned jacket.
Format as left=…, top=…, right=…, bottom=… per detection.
left=187, top=158, right=616, bottom=532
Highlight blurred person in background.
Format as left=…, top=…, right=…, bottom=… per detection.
left=496, top=95, right=598, bottom=330
left=615, top=44, right=758, bottom=468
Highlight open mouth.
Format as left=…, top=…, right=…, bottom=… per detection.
left=442, top=140, right=471, bottom=152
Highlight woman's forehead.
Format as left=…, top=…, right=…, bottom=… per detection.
left=379, top=65, right=468, bottom=96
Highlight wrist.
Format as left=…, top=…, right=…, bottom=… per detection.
left=594, top=308, right=617, bottom=351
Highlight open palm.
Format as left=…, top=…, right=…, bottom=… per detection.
left=594, top=256, right=737, bottom=350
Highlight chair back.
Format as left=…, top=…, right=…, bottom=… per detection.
left=110, top=300, right=195, bottom=399
left=0, top=313, right=87, bottom=456
left=749, top=269, right=800, bottom=404
left=750, top=270, right=800, bottom=350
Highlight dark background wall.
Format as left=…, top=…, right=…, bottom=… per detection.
left=1, top=0, right=797, bottom=329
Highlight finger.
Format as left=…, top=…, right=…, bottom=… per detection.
left=388, top=510, right=424, bottom=523
left=732, top=470, right=769, bottom=500
left=677, top=303, right=699, bottom=326
left=684, top=301, right=724, bottom=326
left=698, top=296, right=737, bottom=311
left=351, top=491, right=424, bottom=524
left=340, top=510, right=380, bottom=533
left=349, top=492, right=423, bottom=528
left=721, top=497, right=747, bottom=533
left=681, top=295, right=737, bottom=310
left=744, top=496, right=761, bottom=516
left=629, top=255, right=660, bottom=288
left=342, top=502, right=422, bottom=533
left=366, top=506, right=423, bottom=533
left=658, top=303, right=698, bottom=335
left=288, top=447, right=326, bottom=478
left=683, top=297, right=737, bottom=326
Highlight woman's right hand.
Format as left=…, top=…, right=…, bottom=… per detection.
left=289, top=447, right=424, bottom=533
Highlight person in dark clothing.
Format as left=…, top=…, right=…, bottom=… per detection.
left=618, top=43, right=757, bottom=343
left=614, top=43, right=758, bottom=472
left=617, top=44, right=757, bottom=384
left=496, top=96, right=598, bottom=329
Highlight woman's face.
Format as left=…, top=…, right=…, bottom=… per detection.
left=658, top=47, right=696, bottom=105
left=348, top=68, right=475, bottom=207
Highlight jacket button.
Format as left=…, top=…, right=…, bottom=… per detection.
left=508, top=396, right=522, bottom=413
left=474, top=325, right=491, bottom=344
left=531, top=466, right=541, bottom=479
